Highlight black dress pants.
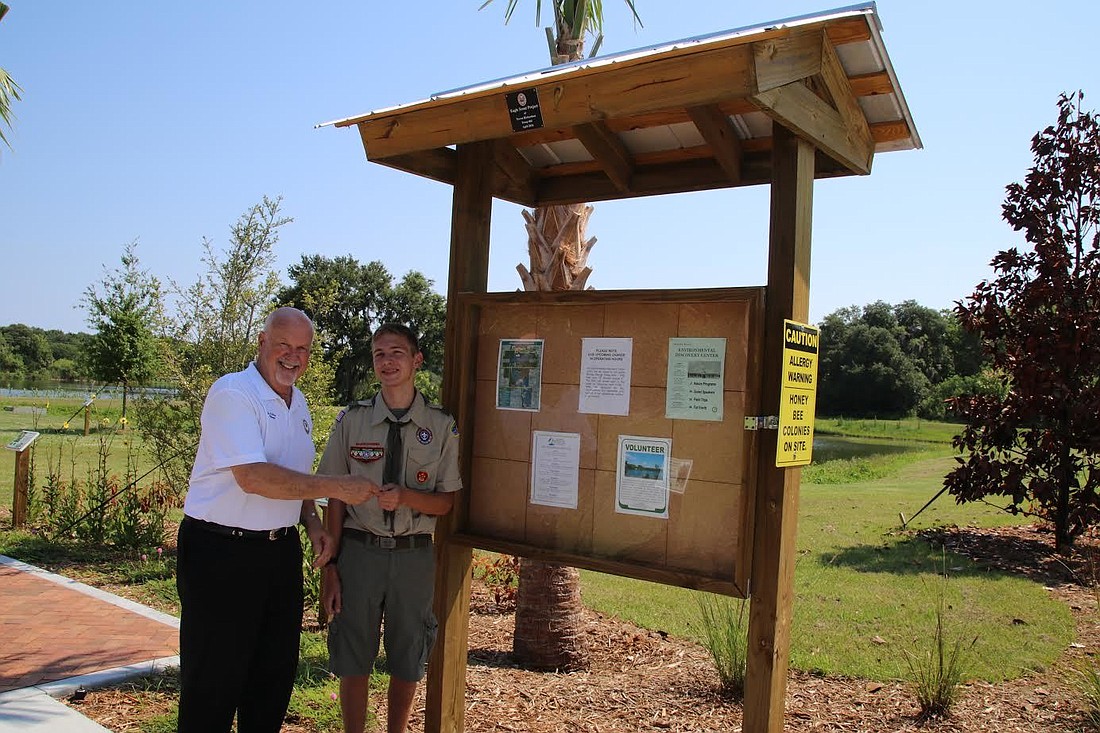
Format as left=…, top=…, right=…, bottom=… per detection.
left=176, top=517, right=303, bottom=733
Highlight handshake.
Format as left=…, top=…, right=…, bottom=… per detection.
left=332, top=477, right=403, bottom=509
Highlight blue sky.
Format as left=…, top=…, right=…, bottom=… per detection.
left=2, top=1, right=1098, bottom=334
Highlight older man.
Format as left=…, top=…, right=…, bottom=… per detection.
left=176, top=306, right=378, bottom=733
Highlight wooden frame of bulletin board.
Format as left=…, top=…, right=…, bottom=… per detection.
left=448, top=286, right=765, bottom=597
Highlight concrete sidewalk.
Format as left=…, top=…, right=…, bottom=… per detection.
left=0, top=556, right=180, bottom=732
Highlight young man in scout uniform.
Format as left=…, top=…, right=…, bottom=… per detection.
left=320, top=322, right=462, bottom=733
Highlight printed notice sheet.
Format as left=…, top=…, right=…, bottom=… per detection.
left=578, top=337, right=633, bottom=415
left=615, top=435, right=671, bottom=519
left=665, top=338, right=726, bottom=421
left=496, top=339, right=544, bottom=411
left=530, top=431, right=580, bottom=509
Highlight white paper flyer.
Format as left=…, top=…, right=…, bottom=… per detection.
left=615, top=435, right=671, bottom=519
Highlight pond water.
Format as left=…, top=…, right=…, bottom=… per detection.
left=0, top=382, right=173, bottom=400
left=811, top=435, right=924, bottom=463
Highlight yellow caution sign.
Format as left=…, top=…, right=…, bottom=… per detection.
left=776, top=320, right=820, bottom=467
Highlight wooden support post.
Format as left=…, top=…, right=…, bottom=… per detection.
left=12, top=448, right=30, bottom=529
left=84, top=407, right=91, bottom=436
left=425, top=139, right=494, bottom=733
left=744, top=123, right=814, bottom=733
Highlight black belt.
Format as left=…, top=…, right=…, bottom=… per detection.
left=343, top=527, right=432, bottom=550
left=185, top=516, right=296, bottom=541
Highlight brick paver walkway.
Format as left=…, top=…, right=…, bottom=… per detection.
left=0, top=561, right=179, bottom=693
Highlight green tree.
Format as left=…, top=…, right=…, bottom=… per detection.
left=817, top=302, right=929, bottom=417
left=276, top=256, right=444, bottom=404
left=81, top=241, right=163, bottom=416
left=43, top=329, right=92, bottom=365
left=483, top=0, right=641, bottom=674
left=1, top=324, right=53, bottom=375
left=50, top=358, right=83, bottom=382
left=0, top=329, right=22, bottom=373
left=0, top=3, right=22, bottom=153
left=944, top=312, right=984, bottom=379
left=945, top=92, right=1100, bottom=552
left=893, top=300, right=958, bottom=385
left=389, top=271, right=447, bottom=375
left=135, top=196, right=332, bottom=493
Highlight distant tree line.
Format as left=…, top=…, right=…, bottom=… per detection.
left=0, top=324, right=93, bottom=382
left=817, top=299, right=992, bottom=420
left=10, top=293, right=989, bottom=422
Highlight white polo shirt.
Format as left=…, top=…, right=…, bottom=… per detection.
left=183, top=362, right=315, bottom=530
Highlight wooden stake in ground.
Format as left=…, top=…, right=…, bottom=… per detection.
left=6, top=430, right=40, bottom=529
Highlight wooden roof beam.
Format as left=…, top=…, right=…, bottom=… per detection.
left=509, top=69, right=896, bottom=150
left=814, top=34, right=873, bottom=172
left=534, top=153, right=773, bottom=206
left=491, top=139, right=538, bottom=201
left=572, top=120, right=634, bottom=192
left=370, top=144, right=539, bottom=208
left=752, top=29, right=828, bottom=93
left=370, top=146, right=457, bottom=186
left=686, top=104, right=743, bottom=185
left=750, top=80, right=873, bottom=175
left=749, top=29, right=873, bottom=175
left=356, top=43, right=755, bottom=160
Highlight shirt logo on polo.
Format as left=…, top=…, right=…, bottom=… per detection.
left=416, top=427, right=433, bottom=445
left=267, top=411, right=277, bottom=419
left=303, top=419, right=311, bottom=434
left=350, top=443, right=384, bottom=463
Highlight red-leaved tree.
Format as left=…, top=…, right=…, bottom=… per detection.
left=945, top=92, right=1100, bottom=553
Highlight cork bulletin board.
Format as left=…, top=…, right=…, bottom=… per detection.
left=451, top=287, right=765, bottom=596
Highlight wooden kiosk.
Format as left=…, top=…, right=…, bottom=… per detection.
left=326, top=4, right=919, bottom=731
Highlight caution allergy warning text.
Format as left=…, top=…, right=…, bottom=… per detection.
left=776, top=320, right=819, bottom=467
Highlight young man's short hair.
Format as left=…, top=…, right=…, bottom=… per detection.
left=371, top=323, right=420, bottom=354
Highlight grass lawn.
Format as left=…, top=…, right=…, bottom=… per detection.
left=582, top=452, right=1073, bottom=683
left=0, top=394, right=154, bottom=512
left=815, top=416, right=963, bottom=444
left=0, top=413, right=1079, bottom=699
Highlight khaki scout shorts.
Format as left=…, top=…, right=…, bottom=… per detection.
left=327, top=538, right=438, bottom=682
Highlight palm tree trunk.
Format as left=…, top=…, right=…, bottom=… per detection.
left=513, top=561, right=588, bottom=671
left=515, top=204, right=596, bottom=292
left=511, top=14, right=595, bottom=670
left=511, top=204, right=594, bottom=669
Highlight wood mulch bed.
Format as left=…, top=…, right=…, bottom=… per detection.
left=65, top=524, right=1099, bottom=732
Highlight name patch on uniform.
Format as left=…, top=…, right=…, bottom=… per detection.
left=416, top=470, right=429, bottom=484
left=350, top=443, right=384, bottom=463
left=416, top=427, right=433, bottom=445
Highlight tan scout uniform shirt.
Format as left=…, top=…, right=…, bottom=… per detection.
left=318, top=391, right=462, bottom=536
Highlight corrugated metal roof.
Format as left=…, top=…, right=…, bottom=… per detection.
left=323, top=3, right=920, bottom=206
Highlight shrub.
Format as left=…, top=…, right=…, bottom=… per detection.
left=472, top=553, right=520, bottom=610
left=1076, top=662, right=1100, bottom=727
left=901, top=571, right=977, bottom=719
left=695, top=592, right=749, bottom=699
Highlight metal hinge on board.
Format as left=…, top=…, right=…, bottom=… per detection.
left=743, top=415, right=779, bottom=431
